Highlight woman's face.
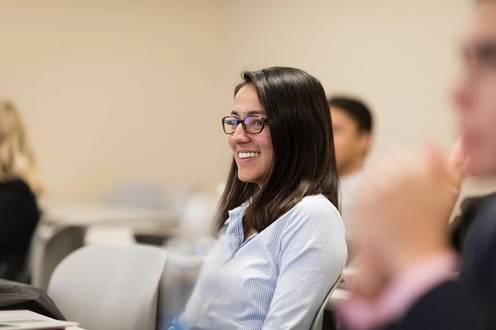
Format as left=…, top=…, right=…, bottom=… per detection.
left=229, top=84, right=273, bottom=186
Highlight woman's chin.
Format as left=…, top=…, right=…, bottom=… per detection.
left=237, top=173, right=260, bottom=185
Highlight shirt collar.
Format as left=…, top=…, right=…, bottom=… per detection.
left=225, top=202, right=249, bottom=255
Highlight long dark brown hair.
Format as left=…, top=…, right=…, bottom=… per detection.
left=216, top=67, right=339, bottom=233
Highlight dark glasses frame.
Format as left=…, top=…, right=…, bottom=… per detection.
left=221, top=115, right=269, bottom=135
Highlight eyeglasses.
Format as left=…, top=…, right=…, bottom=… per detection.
left=221, top=115, right=269, bottom=135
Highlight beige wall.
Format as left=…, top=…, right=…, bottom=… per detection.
left=0, top=0, right=232, bottom=202
left=0, top=0, right=487, bottom=203
left=223, top=0, right=470, bottom=153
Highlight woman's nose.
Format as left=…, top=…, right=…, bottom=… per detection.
left=231, top=123, right=250, bottom=143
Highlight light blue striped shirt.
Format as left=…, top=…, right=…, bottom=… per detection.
left=179, top=194, right=347, bottom=330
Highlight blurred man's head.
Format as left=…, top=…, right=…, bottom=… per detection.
left=453, top=0, right=496, bottom=176
left=329, top=96, right=373, bottom=177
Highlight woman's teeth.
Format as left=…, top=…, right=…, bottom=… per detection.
left=238, top=152, right=260, bottom=159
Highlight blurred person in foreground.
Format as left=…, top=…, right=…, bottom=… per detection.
left=339, top=1, right=496, bottom=329
left=328, top=96, right=373, bottom=222
left=0, top=99, right=42, bottom=282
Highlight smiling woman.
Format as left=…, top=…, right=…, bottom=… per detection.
left=174, top=67, right=347, bottom=330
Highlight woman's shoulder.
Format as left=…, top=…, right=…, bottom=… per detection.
left=293, top=194, right=340, bottom=217
left=275, top=194, right=342, bottom=231
left=277, top=194, right=346, bottom=251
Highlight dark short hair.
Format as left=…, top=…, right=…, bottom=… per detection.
left=217, top=67, right=339, bottom=232
left=328, top=96, right=373, bottom=134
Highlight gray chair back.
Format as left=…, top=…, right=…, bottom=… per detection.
left=310, top=275, right=342, bottom=330
left=29, top=224, right=86, bottom=290
left=48, top=244, right=166, bottom=330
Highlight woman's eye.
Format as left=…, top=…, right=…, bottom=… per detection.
left=226, top=118, right=239, bottom=126
left=249, top=118, right=264, bottom=127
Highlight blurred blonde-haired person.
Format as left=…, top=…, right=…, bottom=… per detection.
left=0, top=99, right=42, bottom=282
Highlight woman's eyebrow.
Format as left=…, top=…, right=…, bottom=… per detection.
left=230, top=110, right=265, bottom=116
